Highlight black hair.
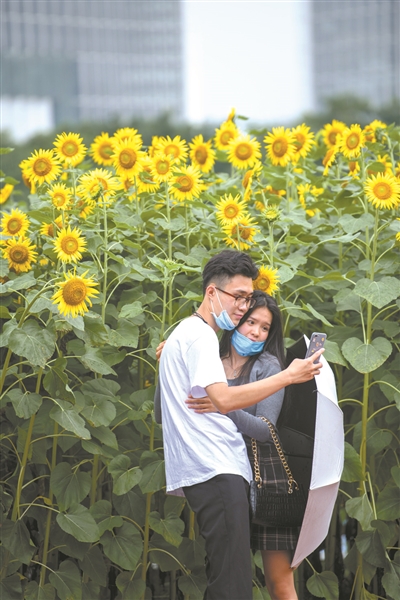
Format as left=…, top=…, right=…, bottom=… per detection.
left=202, top=250, right=259, bottom=294
left=219, top=290, right=285, bottom=380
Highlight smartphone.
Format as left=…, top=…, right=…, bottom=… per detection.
left=305, top=332, right=327, bottom=363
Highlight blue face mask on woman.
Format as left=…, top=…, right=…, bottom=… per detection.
left=210, top=290, right=236, bottom=331
left=231, top=329, right=265, bottom=356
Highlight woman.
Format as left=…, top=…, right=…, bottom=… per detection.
left=185, top=290, right=299, bottom=600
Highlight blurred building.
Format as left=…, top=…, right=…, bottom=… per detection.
left=1, top=0, right=183, bottom=140
left=312, top=0, right=400, bottom=108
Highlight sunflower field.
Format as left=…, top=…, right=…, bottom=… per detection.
left=0, top=113, right=400, bottom=600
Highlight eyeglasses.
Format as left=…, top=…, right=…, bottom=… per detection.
left=215, top=287, right=256, bottom=309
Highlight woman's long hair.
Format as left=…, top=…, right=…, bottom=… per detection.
left=219, top=290, right=285, bottom=381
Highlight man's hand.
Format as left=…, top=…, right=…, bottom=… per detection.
left=156, top=340, right=166, bottom=362
left=185, top=394, right=218, bottom=414
left=286, top=348, right=324, bottom=384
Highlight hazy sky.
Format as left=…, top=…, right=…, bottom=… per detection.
left=183, top=0, right=314, bottom=126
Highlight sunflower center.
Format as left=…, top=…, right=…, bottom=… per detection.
left=61, top=235, right=79, bottom=255
left=8, top=218, right=23, bottom=234
left=34, top=158, right=52, bottom=176
left=346, top=133, right=360, bottom=150
left=48, top=224, right=55, bottom=237
left=99, top=143, right=114, bottom=160
left=10, top=245, right=29, bottom=264
left=62, top=141, right=79, bottom=157
left=194, top=147, right=207, bottom=165
left=224, top=204, right=239, bottom=219
left=119, top=149, right=137, bottom=169
left=328, top=131, right=339, bottom=146
left=54, top=193, right=67, bottom=207
left=257, top=277, right=270, bottom=291
left=272, top=139, right=288, bottom=157
left=164, top=144, right=180, bottom=159
left=62, top=280, right=87, bottom=305
left=235, top=143, right=252, bottom=160
left=156, top=160, right=169, bottom=175
left=177, top=175, right=193, bottom=192
left=294, top=133, right=305, bottom=150
left=220, top=131, right=234, bottom=146
left=373, top=182, right=391, bottom=200
left=236, top=224, right=251, bottom=240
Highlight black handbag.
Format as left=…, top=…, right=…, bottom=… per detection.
left=249, top=417, right=308, bottom=528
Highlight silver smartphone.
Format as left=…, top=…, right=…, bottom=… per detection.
left=305, top=332, right=327, bottom=363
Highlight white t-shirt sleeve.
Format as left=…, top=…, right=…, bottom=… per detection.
left=186, top=330, right=227, bottom=398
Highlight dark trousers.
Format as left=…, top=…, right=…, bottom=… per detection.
left=183, top=474, right=252, bottom=600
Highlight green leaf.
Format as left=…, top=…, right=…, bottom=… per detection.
left=119, top=301, right=143, bottom=319
left=101, top=521, right=143, bottom=570
left=24, top=581, right=56, bottom=600
left=89, top=499, right=123, bottom=536
left=81, top=378, right=120, bottom=402
left=149, top=533, right=182, bottom=571
left=345, top=494, right=374, bottom=531
left=306, top=570, right=339, bottom=599
left=382, top=553, right=400, bottom=599
left=0, top=320, right=18, bottom=348
left=113, top=490, right=146, bottom=526
left=109, top=319, right=139, bottom=348
left=9, top=320, right=56, bottom=368
left=355, top=527, right=388, bottom=568
left=79, top=545, right=107, bottom=587
left=50, top=463, right=91, bottom=510
left=43, top=358, right=75, bottom=403
left=1, top=519, right=35, bottom=565
left=79, top=347, right=117, bottom=375
left=177, top=569, right=207, bottom=600
left=7, top=389, right=42, bottom=419
left=2, top=273, right=35, bottom=292
left=353, top=419, right=393, bottom=456
left=391, top=466, right=400, bottom=488
left=81, top=397, right=116, bottom=428
left=88, top=424, right=118, bottom=449
left=148, top=511, right=184, bottom=547
left=55, top=527, right=90, bottom=561
left=323, top=340, right=348, bottom=367
left=342, top=442, right=363, bottom=482
left=354, top=277, right=400, bottom=309
left=108, top=455, right=142, bottom=495
left=50, top=400, right=90, bottom=439
left=342, top=337, right=392, bottom=373
left=139, top=458, right=166, bottom=493
left=49, top=560, right=82, bottom=600
left=176, top=537, right=206, bottom=571
left=116, top=572, right=146, bottom=600
left=376, top=483, right=400, bottom=520
left=0, top=574, right=22, bottom=600
left=56, top=504, right=100, bottom=543
left=333, top=288, right=361, bottom=313
left=302, top=302, right=334, bottom=327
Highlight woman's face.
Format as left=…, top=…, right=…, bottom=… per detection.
left=237, top=306, right=273, bottom=343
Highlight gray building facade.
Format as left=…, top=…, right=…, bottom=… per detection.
left=311, top=0, right=400, bottom=108
left=1, top=0, right=184, bottom=125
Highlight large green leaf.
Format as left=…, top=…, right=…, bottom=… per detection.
left=139, top=458, right=166, bottom=493
left=354, top=277, right=400, bottom=309
left=7, top=389, right=42, bottom=419
left=342, top=337, right=392, bottom=373
left=108, top=319, right=139, bottom=348
left=1, top=519, right=35, bottom=565
left=81, top=378, right=120, bottom=403
left=116, top=573, right=146, bottom=600
left=353, top=419, right=393, bottom=456
left=56, top=504, right=100, bottom=543
left=113, top=490, right=146, bottom=526
left=177, top=569, right=207, bottom=600
left=43, top=357, right=75, bottom=403
left=9, top=320, right=56, bottom=367
left=79, top=545, right=107, bottom=587
left=0, top=319, right=18, bottom=347
left=177, top=537, right=206, bottom=571
left=89, top=500, right=123, bottom=536
left=55, top=527, right=89, bottom=561
left=24, top=581, right=55, bottom=600
left=323, top=340, right=348, bottom=367
left=333, top=288, right=361, bottom=313
left=50, top=462, right=91, bottom=510
left=101, top=522, right=143, bottom=570
left=81, top=397, right=116, bottom=427
left=88, top=424, right=118, bottom=449
left=107, top=454, right=142, bottom=495
left=49, top=560, right=82, bottom=600
left=302, top=302, right=333, bottom=327
left=306, top=570, right=339, bottom=599
left=382, top=552, right=400, bottom=600
left=148, top=511, right=184, bottom=547
left=119, top=301, right=143, bottom=319
left=49, top=400, right=90, bottom=439
left=0, top=574, right=22, bottom=600
left=345, top=494, right=374, bottom=531
left=355, top=524, right=389, bottom=568
left=79, top=346, right=117, bottom=375
left=341, top=442, right=363, bottom=482
left=376, top=483, right=400, bottom=520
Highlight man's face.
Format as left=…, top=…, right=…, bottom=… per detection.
left=210, top=274, right=254, bottom=325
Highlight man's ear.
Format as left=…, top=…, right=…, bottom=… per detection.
left=205, top=284, right=216, bottom=300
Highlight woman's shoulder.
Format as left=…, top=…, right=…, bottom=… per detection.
left=252, top=351, right=282, bottom=376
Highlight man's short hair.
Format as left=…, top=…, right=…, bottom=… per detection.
left=202, top=250, right=259, bottom=294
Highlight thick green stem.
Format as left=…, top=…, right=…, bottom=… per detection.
left=101, top=200, right=108, bottom=324
left=0, top=348, right=12, bottom=396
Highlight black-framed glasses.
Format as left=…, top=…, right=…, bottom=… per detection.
left=215, top=287, right=256, bottom=309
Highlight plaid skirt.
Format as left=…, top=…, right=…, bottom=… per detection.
left=248, top=443, right=300, bottom=552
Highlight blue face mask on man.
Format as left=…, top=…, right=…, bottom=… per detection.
left=231, top=329, right=265, bottom=356
left=210, top=289, right=236, bottom=330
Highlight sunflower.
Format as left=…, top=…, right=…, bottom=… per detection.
left=337, top=124, right=365, bottom=159
left=112, top=138, right=145, bottom=178
left=264, top=186, right=286, bottom=197
left=48, top=183, right=72, bottom=210
left=78, top=168, right=121, bottom=203
left=189, top=135, right=216, bottom=173
left=227, top=135, right=261, bottom=171
left=364, top=173, right=400, bottom=210
left=157, top=136, right=188, bottom=163
left=3, top=237, right=37, bottom=273
left=53, top=132, right=87, bottom=167
left=136, top=158, right=160, bottom=195
left=222, top=214, right=258, bottom=251
left=52, top=270, right=99, bottom=318
left=90, top=132, right=115, bottom=166
left=322, top=146, right=339, bottom=176
left=151, top=155, right=175, bottom=183
left=242, top=162, right=262, bottom=190
left=54, top=225, right=86, bottom=263
left=363, top=120, right=387, bottom=143
left=113, top=127, right=143, bottom=146
left=253, top=265, right=279, bottom=295
left=227, top=108, right=236, bottom=122
left=148, top=136, right=161, bottom=158
left=374, top=154, right=393, bottom=176
left=169, top=165, right=202, bottom=202
left=1, top=208, right=30, bottom=237
left=215, top=193, right=247, bottom=225
left=322, top=120, right=346, bottom=149
left=297, top=183, right=311, bottom=210
left=214, top=120, right=239, bottom=151
left=291, top=124, right=315, bottom=162
left=264, top=127, right=296, bottom=167
left=0, top=184, right=14, bottom=205
left=40, top=216, right=64, bottom=238
left=348, top=160, right=360, bottom=179
left=23, top=149, right=62, bottom=185
left=263, top=206, right=280, bottom=222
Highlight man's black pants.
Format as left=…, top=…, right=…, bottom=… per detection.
left=183, top=474, right=252, bottom=600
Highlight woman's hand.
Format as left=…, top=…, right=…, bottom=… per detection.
left=156, top=340, right=166, bottom=362
left=286, top=348, right=324, bottom=384
left=185, top=394, right=219, bottom=413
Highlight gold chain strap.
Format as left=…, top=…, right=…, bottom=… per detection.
left=251, top=417, right=299, bottom=494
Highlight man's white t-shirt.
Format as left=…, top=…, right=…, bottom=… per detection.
left=159, top=316, right=252, bottom=496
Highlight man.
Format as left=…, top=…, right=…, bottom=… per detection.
left=157, top=250, right=323, bottom=600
